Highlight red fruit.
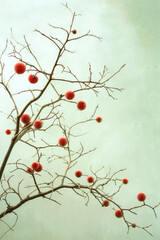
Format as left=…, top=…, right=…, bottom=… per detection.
left=75, top=170, right=82, bottom=178
left=77, top=101, right=86, bottom=110
left=21, top=114, right=31, bottom=124
left=59, top=137, right=67, bottom=146
left=33, top=120, right=43, bottom=129
left=14, top=62, right=26, bottom=74
left=137, top=192, right=146, bottom=202
left=72, top=29, right=77, bottom=34
left=96, top=116, right=102, bottom=123
left=115, top=209, right=123, bottom=218
left=103, top=200, right=109, bottom=207
left=31, top=162, right=40, bottom=171
left=31, top=162, right=43, bottom=172
left=87, top=176, right=94, bottom=183
left=122, top=178, right=128, bottom=184
left=132, top=223, right=136, bottom=228
left=36, top=163, right=43, bottom=172
left=28, top=74, right=38, bottom=84
left=26, top=167, right=33, bottom=174
left=65, top=91, right=75, bottom=100
left=5, top=129, right=11, bottom=135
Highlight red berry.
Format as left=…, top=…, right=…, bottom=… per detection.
left=58, top=137, right=67, bottom=146
left=103, top=200, right=109, bottom=207
left=75, top=170, right=82, bottom=178
left=77, top=101, right=86, bottom=110
left=31, top=162, right=43, bottom=172
left=21, top=114, right=31, bottom=124
left=137, top=192, right=146, bottom=202
left=33, top=120, right=43, bottom=129
left=5, top=129, right=11, bottom=135
left=14, top=63, right=26, bottom=74
left=65, top=91, right=75, bottom=100
left=115, top=209, right=123, bottom=218
left=87, top=176, right=94, bottom=183
left=122, top=178, right=128, bottom=184
left=72, top=29, right=77, bottom=34
left=96, top=116, right=102, bottom=123
left=36, top=163, right=43, bottom=172
left=26, top=167, right=33, bottom=174
left=132, top=223, right=136, bottom=228
left=28, top=74, right=38, bottom=84
left=31, top=162, right=40, bottom=171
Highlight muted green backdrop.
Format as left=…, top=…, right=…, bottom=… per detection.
left=0, top=0, right=160, bottom=239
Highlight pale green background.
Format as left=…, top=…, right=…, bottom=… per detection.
left=0, top=0, right=160, bottom=239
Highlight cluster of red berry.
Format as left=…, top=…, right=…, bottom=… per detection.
left=11, top=60, right=147, bottom=226
left=75, top=170, right=94, bottom=183
left=14, top=62, right=38, bottom=84
left=5, top=62, right=102, bottom=135
left=5, top=115, right=42, bottom=135
left=113, top=192, right=146, bottom=221
left=21, top=114, right=43, bottom=174
left=74, top=170, right=146, bottom=223
left=65, top=90, right=102, bottom=122
left=57, top=90, right=102, bottom=175
left=5, top=63, right=42, bottom=136
left=109, top=192, right=146, bottom=222
left=26, top=162, right=43, bottom=174
left=20, top=113, right=43, bottom=129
